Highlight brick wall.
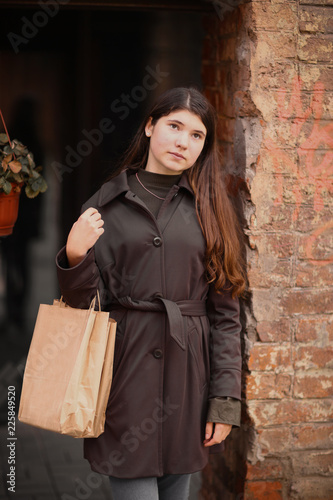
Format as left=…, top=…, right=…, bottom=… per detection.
left=201, top=1, right=333, bottom=499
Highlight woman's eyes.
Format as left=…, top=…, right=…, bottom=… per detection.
left=169, top=123, right=202, bottom=140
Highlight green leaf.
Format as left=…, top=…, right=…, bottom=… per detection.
left=27, top=153, right=35, bottom=168
left=31, top=170, right=40, bottom=180
left=0, top=177, right=12, bottom=194
left=39, top=178, right=48, bottom=193
left=20, top=163, right=30, bottom=174
left=0, top=133, right=9, bottom=145
left=12, top=140, right=28, bottom=156
left=25, top=184, right=39, bottom=198
left=10, top=173, right=24, bottom=183
left=30, top=177, right=42, bottom=191
left=20, top=157, right=29, bottom=166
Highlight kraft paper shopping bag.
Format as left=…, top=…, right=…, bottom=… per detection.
left=18, top=296, right=116, bottom=438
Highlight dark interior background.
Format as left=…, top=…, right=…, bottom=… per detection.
left=0, top=6, right=214, bottom=498
left=0, top=2, right=208, bottom=369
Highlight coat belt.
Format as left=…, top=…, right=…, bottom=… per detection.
left=111, top=296, right=207, bottom=350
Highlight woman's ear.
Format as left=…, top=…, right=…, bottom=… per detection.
left=145, top=117, right=153, bottom=138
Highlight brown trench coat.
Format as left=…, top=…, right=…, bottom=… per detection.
left=56, top=169, right=242, bottom=478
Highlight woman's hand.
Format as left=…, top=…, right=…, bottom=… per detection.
left=66, top=207, right=104, bottom=267
left=203, top=422, right=232, bottom=447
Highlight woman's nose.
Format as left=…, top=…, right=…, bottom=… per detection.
left=175, top=132, right=189, bottom=148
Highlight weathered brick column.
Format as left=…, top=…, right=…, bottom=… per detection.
left=201, top=1, right=333, bottom=498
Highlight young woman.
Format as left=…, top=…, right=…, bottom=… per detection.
left=56, top=87, right=245, bottom=500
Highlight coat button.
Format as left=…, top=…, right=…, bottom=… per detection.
left=153, top=236, right=162, bottom=247
left=153, top=349, right=163, bottom=359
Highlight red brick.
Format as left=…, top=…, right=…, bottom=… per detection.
left=290, top=477, right=333, bottom=500
left=291, top=450, right=333, bottom=476
left=299, top=6, right=333, bottom=33
left=292, top=423, right=333, bottom=450
left=219, top=36, right=237, bottom=62
left=299, top=63, right=333, bottom=91
left=253, top=2, right=297, bottom=31
left=248, top=259, right=291, bottom=288
left=234, top=90, right=260, bottom=117
left=217, top=6, right=242, bottom=36
left=244, top=480, right=283, bottom=500
left=275, top=86, right=332, bottom=123
left=293, top=370, right=333, bottom=398
left=258, top=426, right=293, bottom=454
left=258, top=147, right=298, bottom=175
left=248, top=344, right=292, bottom=372
left=234, top=63, right=251, bottom=91
left=202, top=62, right=219, bottom=87
left=256, top=319, right=291, bottom=342
left=246, top=458, right=283, bottom=480
left=255, top=204, right=296, bottom=232
left=299, top=148, right=333, bottom=177
left=298, top=34, right=333, bottom=63
left=298, top=118, right=333, bottom=146
left=298, top=228, right=333, bottom=262
left=255, top=61, right=298, bottom=91
left=281, top=288, right=333, bottom=315
left=295, top=206, right=333, bottom=232
left=256, top=30, right=297, bottom=59
left=268, top=174, right=329, bottom=209
left=249, top=233, right=295, bottom=259
left=202, top=88, right=219, bottom=111
left=263, top=120, right=298, bottom=148
left=248, top=399, right=332, bottom=427
left=295, top=260, right=333, bottom=287
left=202, top=36, right=217, bottom=62
left=217, top=117, right=235, bottom=142
left=252, top=289, right=283, bottom=323
left=294, top=345, right=333, bottom=369
left=296, top=315, right=333, bottom=342
left=300, top=0, right=333, bottom=4
left=247, top=372, right=292, bottom=399
left=216, top=80, right=235, bottom=118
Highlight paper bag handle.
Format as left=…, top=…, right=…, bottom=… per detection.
left=59, top=290, right=101, bottom=311
left=90, top=290, right=102, bottom=312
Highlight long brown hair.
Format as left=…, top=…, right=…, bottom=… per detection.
left=109, top=87, right=246, bottom=297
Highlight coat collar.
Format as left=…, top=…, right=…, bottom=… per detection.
left=97, top=168, right=194, bottom=207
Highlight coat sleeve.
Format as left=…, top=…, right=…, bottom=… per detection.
left=206, top=283, right=242, bottom=401
left=55, top=245, right=102, bottom=309
left=206, top=397, right=241, bottom=427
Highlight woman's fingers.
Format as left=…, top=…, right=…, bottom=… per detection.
left=66, top=207, right=105, bottom=267
left=203, top=422, right=232, bottom=447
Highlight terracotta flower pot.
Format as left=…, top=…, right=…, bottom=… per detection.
left=0, top=184, right=22, bottom=236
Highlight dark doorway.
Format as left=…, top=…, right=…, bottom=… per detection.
left=0, top=5, right=206, bottom=330
left=0, top=5, right=210, bottom=498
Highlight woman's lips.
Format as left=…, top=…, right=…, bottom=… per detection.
left=169, top=152, right=185, bottom=160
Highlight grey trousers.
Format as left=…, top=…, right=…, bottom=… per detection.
left=109, top=473, right=192, bottom=500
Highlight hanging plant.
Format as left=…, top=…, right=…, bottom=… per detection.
left=0, top=133, right=47, bottom=198
left=0, top=109, right=47, bottom=236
